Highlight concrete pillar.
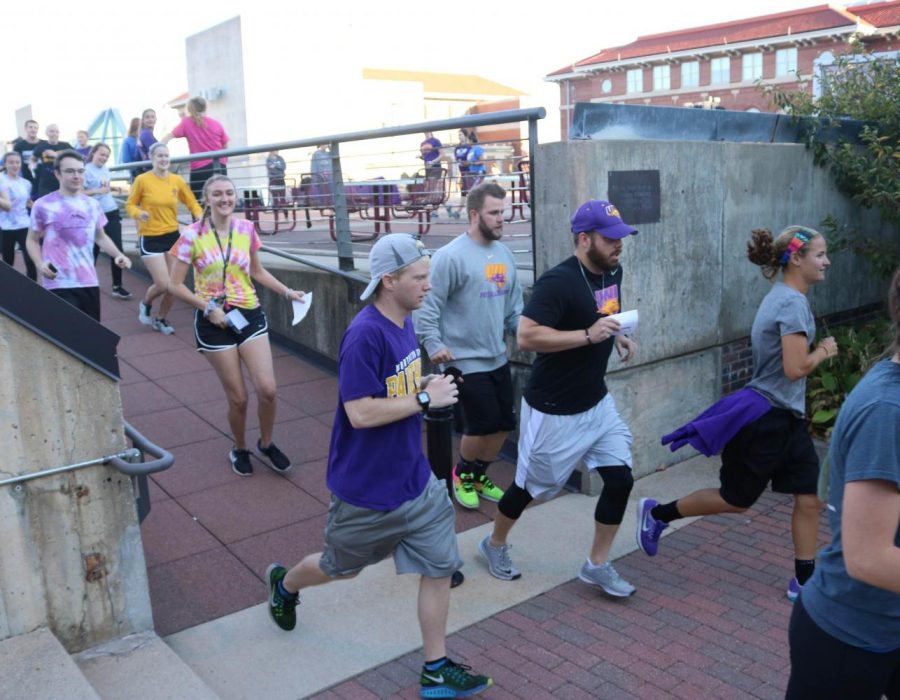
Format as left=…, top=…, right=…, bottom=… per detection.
left=0, top=317, right=152, bottom=653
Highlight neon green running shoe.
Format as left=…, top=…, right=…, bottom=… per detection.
left=420, top=658, right=492, bottom=698
left=452, top=465, right=479, bottom=509
left=474, top=474, right=504, bottom=502
left=266, top=563, right=298, bottom=631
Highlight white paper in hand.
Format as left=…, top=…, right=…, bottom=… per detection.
left=291, top=292, right=312, bottom=326
left=608, top=309, right=638, bottom=335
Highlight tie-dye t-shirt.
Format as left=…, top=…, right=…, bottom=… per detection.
left=170, top=217, right=261, bottom=309
left=30, top=192, right=107, bottom=291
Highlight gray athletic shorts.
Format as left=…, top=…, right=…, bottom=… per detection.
left=515, top=394, right=633, bottom=500
left=320, top=473, right=462, bottom=578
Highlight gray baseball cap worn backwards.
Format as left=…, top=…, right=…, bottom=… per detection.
left=360, top=234, right=429, bottom=300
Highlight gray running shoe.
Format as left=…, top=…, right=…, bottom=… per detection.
left=152, top=318, right=175, bottom=335
left=578, top=559, right=636, bottom=597
left=138, top=301, right=153, bottom=325
left=478, top=535, right=521, bottom=581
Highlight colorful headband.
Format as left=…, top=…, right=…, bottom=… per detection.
left=779, top=230, right=812, bottom=266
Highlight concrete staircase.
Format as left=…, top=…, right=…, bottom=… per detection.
left=0, top=629, right=221, bottom=700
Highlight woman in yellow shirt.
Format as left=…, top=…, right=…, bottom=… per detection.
left=126, top=142, right=202, bottom=334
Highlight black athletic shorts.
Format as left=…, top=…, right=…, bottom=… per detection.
left=52, top=286, right=101, bottom=322
left=787, top=596, right=900, bottom=699
left=454, top=362, right=516, bottom=436
left=719, top=407, right=819, bottom=508
left=139, top=231, right=180, bottom=257
left=193, top=306, right=268, bottom=352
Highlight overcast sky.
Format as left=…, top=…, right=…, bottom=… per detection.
left=3, top=0, right=855, bottom=141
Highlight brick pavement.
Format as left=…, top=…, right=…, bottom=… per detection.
left=312, top=490, right=826, bottom=700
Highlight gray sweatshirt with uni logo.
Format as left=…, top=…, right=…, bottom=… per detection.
left=413, top=232, right=523, bottom=375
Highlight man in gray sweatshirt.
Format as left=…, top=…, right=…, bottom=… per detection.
left=414, top=182, right=523, bottom=509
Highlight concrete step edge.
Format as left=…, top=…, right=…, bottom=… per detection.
left=73, top=630, right=221, bottom=700
left=0, top=628, right=101, bottom=700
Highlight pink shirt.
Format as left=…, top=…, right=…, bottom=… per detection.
left=171, top=116, right=229, bottom=170
left=30, top=192, right=107, bottom=290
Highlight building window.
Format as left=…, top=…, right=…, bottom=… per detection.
left=742, top=53, right=763, bottom=81
left=711, top=57, right=730, bottom=84
left=652, top=65, right=671, bottom=91
left=776, top=47, right=798, bottom=76
left=681, top=61, right=700, bottom=88
left=626, top=68, right=643, bottom=94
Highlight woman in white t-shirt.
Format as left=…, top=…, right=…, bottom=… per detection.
left=0, top=151, right=36, bottom=280
left=84, top=143, right=130, bottom=299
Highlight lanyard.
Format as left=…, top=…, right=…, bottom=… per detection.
left=208, top=219, right=234, bottom=300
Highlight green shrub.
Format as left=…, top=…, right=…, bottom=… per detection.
left=807, top=317, right=892, bottom=437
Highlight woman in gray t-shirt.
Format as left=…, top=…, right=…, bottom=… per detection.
left=637, top=226, right=838, bottom=603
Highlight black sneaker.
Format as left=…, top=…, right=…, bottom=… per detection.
left=265, top=563, right=298, bottom=631
left=420, top=659, right=492, bottom=698
left=257, top=439, right=292, bottom=473
left=230, top=448, right=253, bottom=477
left=111, top=285, right=132, bottom=299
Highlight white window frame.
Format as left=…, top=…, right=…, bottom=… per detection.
left=776, top=47, right=798, bottom=76
left=742, top=53, right=763, bottom=82
left=626, top=68, right=644, bottom=94
left=711, top=56, right=730, bottom=84
left=652, top=65, right=671, bottom=91
left=681, top=61, right=700, bottom=88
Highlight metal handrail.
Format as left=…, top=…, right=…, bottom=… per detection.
left=107, top=108, right=546, bottom=172
left=0, top=421, right=174, bottom=487
left=0, top=449, right=141, bottom=488
left=109, top=107, right=543, bottom=272
left=258, top=245, right=368, bottom=284
left=109, top=421, right=175, bottom=476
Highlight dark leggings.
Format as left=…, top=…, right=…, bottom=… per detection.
left=92, top=209, right=123, bottom=287
left=498, top=465, right=633, bottom=525
left=1, top=227, right=37, bottom=281
left=189, top=162, right=227, bottom=202
left=787, top=596, right=900, bottom=699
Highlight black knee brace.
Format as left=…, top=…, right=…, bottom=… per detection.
left=594, top=466, right=634, bottom=525
left=497, top=483, right=533, bottom=520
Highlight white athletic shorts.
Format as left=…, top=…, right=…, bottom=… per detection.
left=515, top=394, right=633, bottom=500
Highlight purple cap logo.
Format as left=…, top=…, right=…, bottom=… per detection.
left=570, top=199, right=638, bottom=240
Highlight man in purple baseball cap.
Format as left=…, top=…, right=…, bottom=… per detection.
left=479, top=198, right=641, bottom=599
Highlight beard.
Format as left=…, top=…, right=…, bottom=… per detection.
left=586, top=242, right=619, bottom=271
left=478, top=216, right=502, bottom=241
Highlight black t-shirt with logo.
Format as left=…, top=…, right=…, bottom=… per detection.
left=522, top=255, right=623, bottom=415
left=32, top=141, right=73, bottom=197
left=13, top=138, right=45, bottom=185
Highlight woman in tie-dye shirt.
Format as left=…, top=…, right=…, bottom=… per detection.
left=168, top=174, right=306, bottom=478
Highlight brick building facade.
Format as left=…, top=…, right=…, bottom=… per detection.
left=548, top=2, right=900, bottom=139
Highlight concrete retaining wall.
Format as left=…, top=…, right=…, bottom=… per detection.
left=0, top=318, right=152, bottom=653
left=533, top=139, right=891, bottom=478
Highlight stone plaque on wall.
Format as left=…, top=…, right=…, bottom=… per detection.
left=608, top=170, right=661, bottom=224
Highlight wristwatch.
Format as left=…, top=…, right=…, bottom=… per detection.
left=416, top=391, right=430, bottom=413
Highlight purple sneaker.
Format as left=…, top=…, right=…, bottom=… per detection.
left=786, top=577, right=802, bottom=603
left=636, top=498, right=668, bottom=556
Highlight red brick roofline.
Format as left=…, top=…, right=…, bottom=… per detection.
left=851, top=0, right=900, bottom=28
left=546, top=1, right=893, bottom=78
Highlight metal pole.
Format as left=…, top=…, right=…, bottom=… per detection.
left=0, top=449, right=140, bottom=488
left=425, top=407, right=455, bottom=498
left=528, top=117, right=539, bottom=275
left=329, top=142, right=355, bottom=272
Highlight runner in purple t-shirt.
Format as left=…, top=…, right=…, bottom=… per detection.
left=265, top=234, right=492, bottom=698
left=26, top=151, right=131, bottom=321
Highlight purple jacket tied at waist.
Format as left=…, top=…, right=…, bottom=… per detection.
left=661, top=388, right=772, bottom=456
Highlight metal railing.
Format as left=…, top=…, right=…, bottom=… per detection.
left=0, top=420, right=173, bottom=488
left=109, top=108, right=544, bottom=272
